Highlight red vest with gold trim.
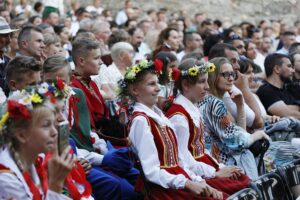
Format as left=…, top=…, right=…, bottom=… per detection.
left=165, top=104, right=205, bottom=160
left=131, top=111, right=190, bottom=178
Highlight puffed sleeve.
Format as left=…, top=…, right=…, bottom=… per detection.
left=0, top=173, right=31, bottom=199
left=201, top=96, right=254, bottom=151
left=169, top=114, right=216, bottom=180
left=46, top=190, right=72, bottom=200
left=77, top=148, right=104, bottom=166
left=0, top=173, right=71, bottom=200
left=129, top=116, right=188, bottom=189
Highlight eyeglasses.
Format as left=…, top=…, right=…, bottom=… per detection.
left=230, top=34, right=241, bottom=40
left=220, top=71, right=237, bottom=80
left=251, top=28, right=260, bottom=33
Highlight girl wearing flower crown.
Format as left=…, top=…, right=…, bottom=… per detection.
left=0, top=87, right=73, bottom=199
left=43, top=56, right=140, bottom=200
left=120, top=59, right=222, bottom=199
left=165, top=58, right=251, bottom=198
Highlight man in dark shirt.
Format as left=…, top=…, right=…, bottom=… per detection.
left=256, top=53, right=300, bottom=119
left=0, top=17, right=18, bottom=94
left=289, top=51, right=300, bottom=100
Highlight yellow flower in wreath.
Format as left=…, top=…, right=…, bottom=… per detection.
left=0, top=112, right=9, bottom=129
left=188, top=67, right=199, bottom=76
left=30, top=93, right=43, bottom=103
left=208, top=63, right=216, bottom=72
left=132, top=66, right=141, bottom=73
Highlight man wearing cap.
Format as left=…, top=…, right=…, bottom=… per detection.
left=42, top=6, right=60, bottom=27
left=0, top=17, right=18, bottom=94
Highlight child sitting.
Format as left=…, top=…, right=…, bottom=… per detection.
left=120, top=60, right=223, bottom=199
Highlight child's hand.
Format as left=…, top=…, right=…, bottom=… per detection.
left=78, top=158, right=92, bottom=175
left=215, top=166, right=243, bottom=179
left=48, top=146, right=74, bottom=193
left=185, top=180, right=223, bottom=199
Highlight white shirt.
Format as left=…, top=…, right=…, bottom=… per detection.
left=115, top=10, right=128, bottom=26
left=138, top=42, right=151, bottom=56
left=0, top=147, right=70, bottom=200
left=129, top=103, right=188, bottom=189
left=169, top=95, right=216, bottom=181
left=276, top=47, right=289, bottom=55
left=15, top=4, right=32, bottom=15
left=86, top=5, right=103, bottom=14
left=223, top=85, right=255, bottom=127
left=92, top=63, right=123, bottom=98
left=43, top=0, right=64, bottom=16
left=176, top=51, right=185, bottom=62
left=0, top=87, right=6, bottom=104
left=76, top=131, right=108, bottom=166
left=253, top=50, right=265, bottom=73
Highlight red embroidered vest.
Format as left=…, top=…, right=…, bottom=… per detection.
left=70, top=75, right=109, bottom=129
left=131, top=112, right=191, bottom=180
left=165, top=104, right=205, bottom=160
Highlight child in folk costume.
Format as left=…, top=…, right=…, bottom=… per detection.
left=165, top=58, right=250, bottom=197
left=120, top=60, right=223, bottom=199
left=0, top=87, right=73, bottom=199
left=42, top=81, right=94, bottom=200
left=43, top=56, right=140, bottom=200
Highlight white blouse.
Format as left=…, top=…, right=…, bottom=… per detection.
left=169, top=95, right=216, bottom=180
left=0, top=147, right=71, bottom=200
left=129, top=102, right=188, bottom=189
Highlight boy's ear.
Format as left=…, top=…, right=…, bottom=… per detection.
left=8, top=80, right=17, bottom=91
left=77, top=56, right=86, bottom=67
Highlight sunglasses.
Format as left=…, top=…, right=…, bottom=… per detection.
left=220, top=71, right=238, bottom=80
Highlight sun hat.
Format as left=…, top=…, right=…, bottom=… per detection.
left=0, top=17, right=18, bottom=34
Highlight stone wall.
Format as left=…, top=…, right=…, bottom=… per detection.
left=70, top=0, right=300, bottom=26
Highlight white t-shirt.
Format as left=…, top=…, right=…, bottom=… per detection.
left=222, top=85, right=255, bottom=127
left=15, top=4, right=32, bottom=15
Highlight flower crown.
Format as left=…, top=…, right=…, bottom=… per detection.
left=0, top=79, right=73, bottom=129
left=118, top=59, right=163, bottom=89
left=169, top=62, right=216, bottom=81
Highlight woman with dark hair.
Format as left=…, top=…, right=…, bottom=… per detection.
left=152, top=27, right=180, bottom=58
left=244, top=40, right=257, bottom=61
left=154, top=51, right=177, bottom=110
left=239, top=57, right=262, bottom=91
left=203, top=34, right=223, bottom=58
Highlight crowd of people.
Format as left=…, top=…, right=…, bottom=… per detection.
left=0, top=0, right=300, bottom=199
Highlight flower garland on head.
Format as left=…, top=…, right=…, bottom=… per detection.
left=0, top=89, right=44, bottom=130
left=118, top=59, right=163, bottom=92
left=0, top=79, right=73, bottom=130
left=47, top=79, right=74, bottom=101
left=169, top=62, right=216, bottom=81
